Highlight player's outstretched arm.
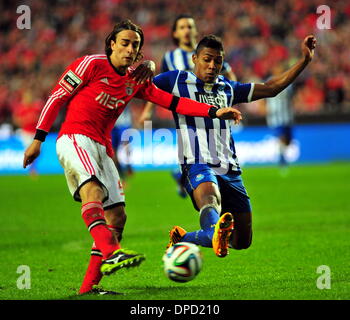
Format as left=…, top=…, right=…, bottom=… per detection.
left=252, top=35, right=316, bottom=101
left=136, top=83, right=210, bottom=118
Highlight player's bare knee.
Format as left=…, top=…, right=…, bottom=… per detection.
left=203, top=194, right=220, bottom=207
left=194, top=182, right=221, bottom=209
left=80, top=181, right=104, bottom=203
left=201, top=188, right=221, bottom=208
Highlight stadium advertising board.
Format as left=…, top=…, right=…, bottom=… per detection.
left=1, top=123, right=349, bottom=174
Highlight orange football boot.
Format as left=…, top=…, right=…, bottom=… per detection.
left=212, top=212, right=234, bottom=257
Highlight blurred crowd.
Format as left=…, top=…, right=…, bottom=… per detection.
left=0, top=0, right=349, bottom=132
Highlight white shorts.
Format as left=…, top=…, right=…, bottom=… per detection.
left=56, top=134, right=125, bottom=208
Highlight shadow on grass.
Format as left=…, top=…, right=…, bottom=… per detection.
left=64, top=285, right=206, bottom=300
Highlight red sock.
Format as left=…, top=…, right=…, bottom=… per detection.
left=81, top=202, right=120, bottom=259
left=79, top=242, right=103, bottom=294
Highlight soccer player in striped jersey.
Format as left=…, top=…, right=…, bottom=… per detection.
left=22, top=20, right=242, bottom=295
left=139, top=14, right=236, bottom=197
left=162, top=14, right=235, bottom=77
left=265, top=64, right=294, bottom=169
left=157, top=34, right=316, bottom=257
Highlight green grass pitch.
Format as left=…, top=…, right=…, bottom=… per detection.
left=0, top=163, right=349, bottom=300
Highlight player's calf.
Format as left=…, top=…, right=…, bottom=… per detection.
left=105, top=205, right=127, bottom=242
left=229, top=211, right=252, bottom=250
left=229, top=231, right=252, bottom=250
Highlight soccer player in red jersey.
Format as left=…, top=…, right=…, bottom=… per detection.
left=23, top=20, right=241, bottom=295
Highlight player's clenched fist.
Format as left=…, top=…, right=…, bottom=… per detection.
left=302, top=35, right=316, bottom=62
left=216, top=107, right=242, bottom=124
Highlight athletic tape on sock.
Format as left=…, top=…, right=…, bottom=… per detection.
left=199, top=203, right=221, bottom=215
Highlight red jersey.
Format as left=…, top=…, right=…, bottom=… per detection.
left=36, top=54, right=216, bottom=156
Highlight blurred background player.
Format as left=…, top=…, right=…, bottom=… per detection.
left=265, top=64, right=294, bottom=171
left=139, top=14, right=237, bottom=198
left=12, top=88, right=42, bottom=177
left=111, top=106, right=134, bottom=185
left=156, top=34, right=316, bottom=258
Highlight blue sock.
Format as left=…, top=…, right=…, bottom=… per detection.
left=200, top=206, right=220, bottom=231
left=181, top=229, right=213, bottom=247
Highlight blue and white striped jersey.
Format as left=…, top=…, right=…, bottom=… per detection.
left=266, top=85, right=294, bottom=128
left=162, top=48, right=232, bottom=75
left=154, top=70, right=254, bottom=172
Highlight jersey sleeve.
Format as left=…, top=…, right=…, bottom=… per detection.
left=230, top=81, right=255, bottom=105
left=135, top=81, right=217, bottom=118
left=153, top=70, right=179, bottom=93
left=35, top=55, right=96, bottom=139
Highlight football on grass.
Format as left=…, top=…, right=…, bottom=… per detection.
left=162, top=242, right=202, bottom=282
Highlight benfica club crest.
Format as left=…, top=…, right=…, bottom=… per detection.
left=125, top=81, right=135, bottom=95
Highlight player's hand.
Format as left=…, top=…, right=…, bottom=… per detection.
left=23, top=140, right=41, bottom=168
left=216, top=107, right=242, bottom=124
left=131, top=60, right=156, bottom=85
left=301, top=35, right=316, bottom=62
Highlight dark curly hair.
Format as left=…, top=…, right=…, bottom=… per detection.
left=105, top=19, right=144, bottom=62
